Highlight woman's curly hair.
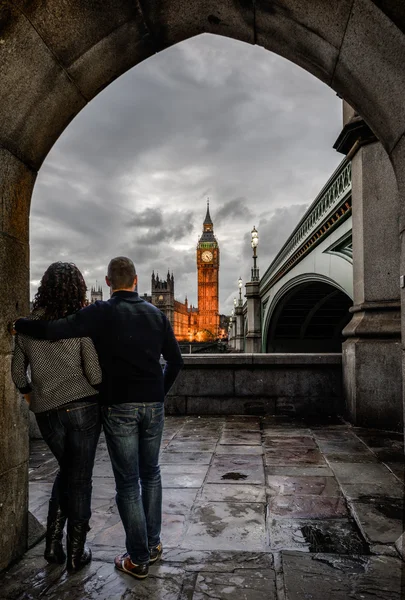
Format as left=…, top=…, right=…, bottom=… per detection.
left=33, top=262, right=87, bottom=320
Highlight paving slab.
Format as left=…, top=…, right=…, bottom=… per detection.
left=350, top=498, right=404, bottom=545
left=161, top=464, right=209, bottom=488
left=219, top=431, right=262, bottom=445
left=263, top=435, right=318, bottom=449
left=385, top=462, right=405, bottom=481
left=325, top=452, right=378, bottom=464
left=316, top=439, right=369, bottom=454
left=268, top=495, right=348, bottom=519
left=216, top=444, right=263, bottom=455
left=163, top=548, right=274, bottom=572
left=339, top=481, right=405, bottom=500
left=282, top=552, right=405, bottom=600
left=331, top=463, right=400, bottom=485
left=200, top=483, right=266, bottom=503
left=268, top=518, right=368, bottom=553
left=266, top=466, right=334, bottom=477
left=267, top=475, right=341, bottom=497
left=163, top=488, right=199, bottom=514
left=6, top=415, right=405, bottom=598
left=207, top=455, right=265, bottom=485
left=262, top=428, right=312, bottom=437
left=372, top=448, right=405, bottom=463
left=160, top=451, right=213, bottom=464
left=224, top=419, right=261, bottom=431
left=166, top=439, right=218, bottom=452
left=183, top=502, right=267, bottom=551
left=264, top=448, right=326, bottom=466
left=193, top=569, right=276, bottom=600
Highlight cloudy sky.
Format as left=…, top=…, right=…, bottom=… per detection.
left=30, top=34, right=343, bottom=313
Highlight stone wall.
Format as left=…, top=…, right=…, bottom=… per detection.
left=166, top=354, right=342, bottom=416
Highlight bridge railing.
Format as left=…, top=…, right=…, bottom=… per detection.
left=260, top=157, right=352, bottom=292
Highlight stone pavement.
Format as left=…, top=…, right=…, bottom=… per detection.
left=1, top=415, right=405, bottom=599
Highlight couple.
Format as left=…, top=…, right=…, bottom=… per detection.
left=12, top=256, right=183, bottom=579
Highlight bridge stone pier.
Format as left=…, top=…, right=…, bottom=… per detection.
left=337, top=108, right=402, bottom=430
left=2, top=0, right=405, bottom=572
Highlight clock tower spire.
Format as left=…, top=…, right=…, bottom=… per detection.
left=197, top=199, right=220, bottom=339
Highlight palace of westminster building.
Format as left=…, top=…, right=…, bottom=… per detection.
left=90, top=203, right=222, bottom=342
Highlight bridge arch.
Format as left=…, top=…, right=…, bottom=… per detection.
left=2, top=0, right=405, bottom=570
left=263, top=274, right=352, bottom=353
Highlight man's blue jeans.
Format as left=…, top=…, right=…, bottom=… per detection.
left=35, top=399, right=101, bottom=523
left=102, top=402, right=165, bottom=565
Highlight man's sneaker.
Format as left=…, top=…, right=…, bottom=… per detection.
left=114, top=552, right=149, bottom=579
left=149, top=543, right=163, bottom=564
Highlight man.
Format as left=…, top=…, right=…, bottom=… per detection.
left=15, top=257, right=184, bottom=579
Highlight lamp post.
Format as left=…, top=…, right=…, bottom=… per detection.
left=245, top=225, right=262, bottom=353
left=234, top=276, right=244, bottom=352
left=251, top=226, right=259, bottom=281
left=238, top=276, right=243, bottom=306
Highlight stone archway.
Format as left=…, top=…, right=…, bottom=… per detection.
left=266, top=280, right=352, bottom=353
left=2, top=0, right=405, bottom=569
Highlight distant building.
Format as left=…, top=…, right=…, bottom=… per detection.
left=142, top=201, right=220, bottom=342
left=90, top=284, right=103, bottom=303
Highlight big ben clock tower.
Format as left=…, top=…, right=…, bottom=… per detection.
left=197, top=200, right=220, bottom=338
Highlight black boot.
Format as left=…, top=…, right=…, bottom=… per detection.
left=66, top=521, right=92, bottom=572
left=44, top=499, right=67, bottom=564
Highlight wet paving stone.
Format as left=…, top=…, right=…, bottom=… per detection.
left=264, top=448, right=326, bottom=466
left=161, top=464, right=209, bottom=488
left=207, top=455, right=265, bottom=485
left=160, top=451, right=213, bottom=464
left=331, top=463, right=400, bottom=485
left=350, top=497, right=404, bottom=545
left=6, top=416, right=405, bottom=599
left=372, top=448, right=405, bottom=463
left=193, top=569, right=276, bottom=600
left=316, top=439, right=368, bottom=454
left=268, top=495, right=348, bottom=519
left=216, top=444, right=263, bottom=455
left=166, top=439, right=218, bottom=452
left=183, top=502, right=266, bottom=551
left=267, top=475, right=341, bottom=497
left=163, top=488, right=199, bottom=514
left=266, top=465, right=334, bottom=477
left=200, top=483, right=266, bottom=503
left=263, top=435, right=318, bottom=449
left=262, top=428, right=312, bottom=438
left=385, top=462, right=405, bottom=481
left=339, top=481, right=405, bottom=500
left=325, top=452, right=378, bottom=464
left=163, top=548, right=274, bottom=570
left=353, top=430, right=404, bottom=447
left=224, top=419, right=261, bottom=431
left=282, top=552, right=405, bottom=600
left=268, top=518, right=368, bottom=553
left=219, top=431, right=262, bottom=445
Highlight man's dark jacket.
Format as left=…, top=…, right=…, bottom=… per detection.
left=15, top=291, right=184, bottom=405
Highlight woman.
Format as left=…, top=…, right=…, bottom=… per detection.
left=12, top=262, right=102, bottom=572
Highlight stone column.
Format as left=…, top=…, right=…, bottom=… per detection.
left=235, top=305, right=244, bottom=352
left=0, top=149, right=34, bottom=569
left=342, top=141, right=402, bottom=430
left=245, top=281, right=262, bottom=353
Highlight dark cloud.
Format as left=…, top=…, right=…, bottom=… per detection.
left=30, top=34, right=343, bottom=311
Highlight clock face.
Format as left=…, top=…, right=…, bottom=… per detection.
left=201, top=250, right=213, bottom=263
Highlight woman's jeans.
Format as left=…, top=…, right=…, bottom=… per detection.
left=36, top=399, right=101, bottom=523
left=102, top=402, right=165, bottom=565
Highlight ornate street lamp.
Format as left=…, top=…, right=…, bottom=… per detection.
left=251, top=226, right=259, bottom=281
left=233, top=297, right=237, bottom=308
left=238, top=276, right=243, bottom=306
